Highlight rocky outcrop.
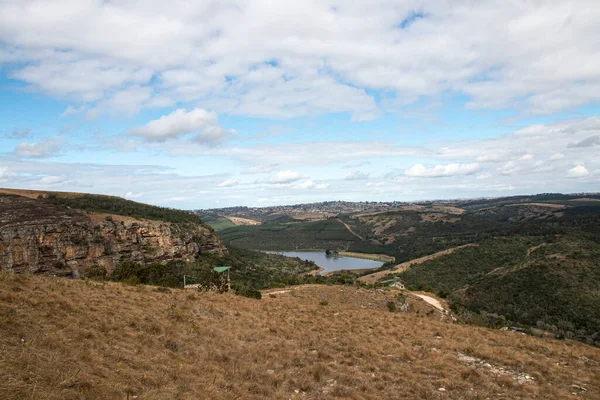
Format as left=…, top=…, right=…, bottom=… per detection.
left=0, top=194, right=225, bottom=277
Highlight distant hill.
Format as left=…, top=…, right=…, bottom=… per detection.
left=210, top=193, right=600, bottom=345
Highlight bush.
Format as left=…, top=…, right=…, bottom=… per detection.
left=86, top=264, right=107, bottom=280
left=124, top=275, right=141, bottom=286
left=386, top=301, right=397, bottom=312
left=236, top=287, right=262, bottom=299
left=395, top=294, right=406, bottom=304
left=319, top=300, right=329, bottom=306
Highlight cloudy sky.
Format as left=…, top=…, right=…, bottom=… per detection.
left=1, top=0, right=599, bottom=209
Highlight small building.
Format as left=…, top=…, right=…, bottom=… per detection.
left=213, top=266, right=231, bottom=291
left=380, top=277, right=405, bottom=290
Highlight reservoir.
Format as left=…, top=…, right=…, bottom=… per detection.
left=267, top=251, right=384, bottom=274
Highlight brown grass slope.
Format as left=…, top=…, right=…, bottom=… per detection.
left=0, top=188, right=114, bottom=200
left=1, top=275, right=599, bottom=400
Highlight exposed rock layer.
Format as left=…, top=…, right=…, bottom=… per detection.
left=0, top=194, right=225, bottom=277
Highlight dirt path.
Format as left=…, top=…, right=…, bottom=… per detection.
left=337, top=218, right=364, bottom=240
left=414, top=294, right=445, bottom=312
left=527, top=243, right=548, bottom=256
left=358, top=243, right=477, bottom=283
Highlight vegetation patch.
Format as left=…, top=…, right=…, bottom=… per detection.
left=42, top=193, right=208, bottom=226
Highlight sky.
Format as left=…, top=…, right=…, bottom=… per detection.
left=1, top=0, right=599, bottom=209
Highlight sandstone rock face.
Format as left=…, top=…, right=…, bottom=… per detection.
left=0, top=194, right=225, bottom=277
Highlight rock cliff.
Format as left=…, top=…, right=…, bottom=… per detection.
left=0, top=193, right=225, bottom=277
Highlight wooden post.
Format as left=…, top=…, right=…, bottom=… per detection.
left=183, top=275, right=186, bottom=288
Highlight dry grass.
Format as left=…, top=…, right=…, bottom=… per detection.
left=87, top=212, right=148, bottom=224
left=0, top=187, right=114, bottom=200
left=1, top=274, right=599, bottom=400
left=226, top=216, right=261, bottom=226
left=338, top=252, right=394, bottom=263
left=507, top=203, right=566, bottom=209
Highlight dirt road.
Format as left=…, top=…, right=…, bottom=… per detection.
left=337, top=218, right=364, bottom=240
left=414, top=294, right=445, bottom=312
left=358, top=243, right=477, bottom=283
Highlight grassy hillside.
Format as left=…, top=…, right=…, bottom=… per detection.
left=203, top=215, right=236, bottom=231
left=2, top=274, right=599, bottom=399
left=42, top=193, right=207, bottom=225
left=219, top=219, right=358, bottom=250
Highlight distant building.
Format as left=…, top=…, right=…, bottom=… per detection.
left=380, top=277, right=405, bottom=290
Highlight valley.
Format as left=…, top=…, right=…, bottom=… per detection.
left=2, top=188, right=600, bottom=399
left=202, top=193, right=600, bottom=346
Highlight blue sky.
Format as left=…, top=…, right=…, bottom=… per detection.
left=1, top=1, right=599, bottom=209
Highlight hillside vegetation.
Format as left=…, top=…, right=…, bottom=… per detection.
left=2, top=274, right=599, bottom=399
left=42, top=193, right=207, bottom=225
left=219, top=218, right=357, bottom=250
left=0, top=190, right=322, bottom=298
left=210, top=194, right=600, bottom=345
left=107, top=246, right=319, bottom=298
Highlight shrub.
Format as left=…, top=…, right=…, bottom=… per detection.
left=124, top=275, right=141, bottom=286
left=386, top=301, right=396, bottom=312
left=319, top=300, right=329, bottom=306
left=236, top=287, right=262, bottom=299
left=86, top=265, right=107, bottom=280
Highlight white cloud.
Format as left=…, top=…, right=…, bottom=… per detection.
left=550, top=153, right=565, bottom=160
left=292, top=180, right=329, bottom=190
left=129, top=108, right=235, bottom=145
left=567, top=135, right=600, bottom=148
left=520, top=154, right=534, bottom=161
left=4, top=128, right=31, bottom=139
left=61, top=105, right=86, bottom=117
left=567, top=165, right=589, bottom=178
left=213, top=141, right=417, bottom=167
left=405, top=163, right=479, bottom=178
left=242, top=164, right=279, bottom=174
left=342, top=161, right=371, bottom=169
left=266, top=170, right=307, bottom=184
left=3, top=1, right=600, bottom=118
left=498, top=161, right=520, bottom=176
left=14, top=138, right=61, bottom=158
left=344, top=170, right=369, bottom=180
left=39, top=175, right=65, bottom=185
left=124, top=191, right=144, bottom=199
left=0, top=167, right=15, bottom=182
left=366, top=181, right=386, bottom=188
left=218, top=179, right=240, bottom=188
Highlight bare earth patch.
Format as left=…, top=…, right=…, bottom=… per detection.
left=226, top=216, right=261, bottom=226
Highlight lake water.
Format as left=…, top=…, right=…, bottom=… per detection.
left=267, top=251, right=384, bottom=274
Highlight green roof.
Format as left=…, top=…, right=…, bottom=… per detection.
left=213, top=266, right=231, bottom=273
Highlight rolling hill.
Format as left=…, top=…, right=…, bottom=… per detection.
left=206, top=193, right=600, bottom=345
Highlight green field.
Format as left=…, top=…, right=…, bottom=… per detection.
left=205, top=216, right=236, bottom=231
left=219, top=219, right=359, bottom=250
